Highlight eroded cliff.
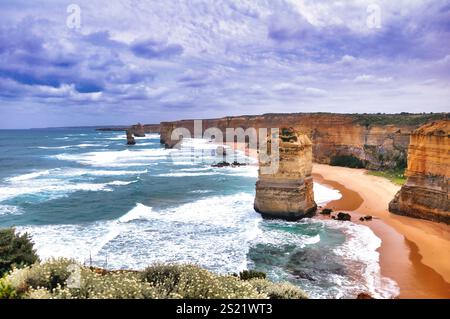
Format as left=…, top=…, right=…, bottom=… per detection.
left=160, top=113, right=446, bottom=169
left=254, top=128, right=316, bottom=220
left=389, top=120, right=449, bottom=224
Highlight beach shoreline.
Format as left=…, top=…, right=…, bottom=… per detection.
left=312, top=164, right=450, bottom=299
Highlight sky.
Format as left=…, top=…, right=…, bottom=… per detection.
left=0, top=0, right=449, bottom=129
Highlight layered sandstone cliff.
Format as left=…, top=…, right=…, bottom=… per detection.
left=96, top=124, right=160, bottom=133
left=160, top=113, right=446, bottom=169
left=254, top=128, right=316, bottom=220
left=389, top=120, right=449, bottom=224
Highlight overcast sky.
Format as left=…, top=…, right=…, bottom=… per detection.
left=0, top=0, right=449, bottom=128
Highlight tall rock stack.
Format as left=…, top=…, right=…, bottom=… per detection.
left=254, top=127, right=317, bottom=221
left=389, top=120, right=449, bottom=224
left=132, top=123, right=146, bottom=137
left=126, top=130, right=136, bottom=145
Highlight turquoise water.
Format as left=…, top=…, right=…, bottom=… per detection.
left=0, top=128, right=398, bottom=298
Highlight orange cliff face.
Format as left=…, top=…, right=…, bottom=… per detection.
left=160, top=113, right=446, bottom=169
left=389, top=120, right=450, bottom=224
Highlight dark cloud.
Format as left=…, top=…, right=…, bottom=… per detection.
left=0, top=1, right=448, bottom=128
left=131, top=39, right=184, bottom=59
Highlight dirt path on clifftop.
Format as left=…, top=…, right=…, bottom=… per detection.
left=313, top=164, right=450, bottom=299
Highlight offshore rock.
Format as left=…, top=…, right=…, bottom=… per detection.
left=126, top=130, right=136, bottom=145
left=254, top=127, right=317, bottom=221
left=132, top=123, right=146, bottom=137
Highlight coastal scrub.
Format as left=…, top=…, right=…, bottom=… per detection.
left=0, top=259, right=308, bottom=299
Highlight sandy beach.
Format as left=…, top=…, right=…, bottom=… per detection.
left=313, top=164, right=450, bottom=299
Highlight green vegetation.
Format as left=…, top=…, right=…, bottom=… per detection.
left=238, top=270, right=267, bottom=281
left=330, top=155, right=365, bottom=168
left=280, top=128, right=298, bottom=142
left=0, top=260, right=307, bottom=299
left=0, top=228, right=39, bottom=277
left=354, top=113, right=447, bottom=127
left=367, top=169, right=406, bottom=185
left=0, top=227, right=308, bottom=299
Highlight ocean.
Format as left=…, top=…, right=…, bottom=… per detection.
left=0, top=128, right=398, bottom=299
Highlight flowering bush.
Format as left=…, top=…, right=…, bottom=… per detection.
left=1, top=260, right=308, bottom=299
left=142, top=264, right=265, bottom=299
left=248, top=279, right=308, bottom=299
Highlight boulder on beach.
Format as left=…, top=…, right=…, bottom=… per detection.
left=320, top=208, right=333, bottom=215
left=356, top=292, right=374, bottom=299
left=336, top=212, right=351, bottom=221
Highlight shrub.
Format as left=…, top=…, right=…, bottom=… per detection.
left=1, top=261, right=307, bottom=299
left=140, top=264, right=184, bottom=296
left=24, top=258, right=74, bottom=291
left=0, top=277, right=19, bottom=299
left=0, top=228, right=39, bottom=276
left=216, top=276, right=265, bottom=299
left=239, top=270, right=266, bottom=281
left=249, top=279, right=308, bottom=299
left=73, top=270, right=158, bottom=299
left=143, top=264, right=226, bottom=298
left=141, top=264, right=266, bottom=299
left=330, top=155, right=365, bottom=168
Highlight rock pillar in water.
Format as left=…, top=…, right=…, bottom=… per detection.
left=389, top=120, right=449, bottom=224
left=132, top=123, right=146, bottom=137
left=126, top=130, right=136, bottom=145
left=254, top=127, right=317, bottom=221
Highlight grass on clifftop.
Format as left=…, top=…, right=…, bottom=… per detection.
left=367, top=169, right=406, bottom=185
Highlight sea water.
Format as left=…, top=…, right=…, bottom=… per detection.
left=0, top=128, right=399, bottom=298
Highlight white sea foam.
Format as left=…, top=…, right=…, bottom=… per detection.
left=254, top=221, right=321, bottom=248
left=53, top=149, right=172, bottom=167
left=38, top=146, right=73, bottom=150
left=5, top=168, right=148, bottom=183
left=190, top=190, right=212, bottom=194
left=158, top=172, right=218, bottom=177
left=16, top=193, right=263, bottom=272
left=136, top=142, right=157, bottom=146
left=37, top=143, right=103, bottom=150
left=0, top=176, right=139, bottom=202
left=0, top=205, right=22, bottom=216
left=313, top=183, right=342, bottom=205
left=327, top=220, right=400, bottom=299
left=118, top=203, right=153, bottom=223
left=7, top=170, right=51, bottom=182
left=107, top=180, right=138, bottom=186
left=0, top=180, right=113, bottom=202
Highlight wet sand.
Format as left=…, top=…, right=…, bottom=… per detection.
left=313, top=164, right=450, bottom=299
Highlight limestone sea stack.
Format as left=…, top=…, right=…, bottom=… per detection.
left=126, top=130, right=136, bottom=145
left=132, top=123, right=146, bottom=137
left=254, top=127, right=317, bottom=221
left=389, top=120, right=449, bottom=224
